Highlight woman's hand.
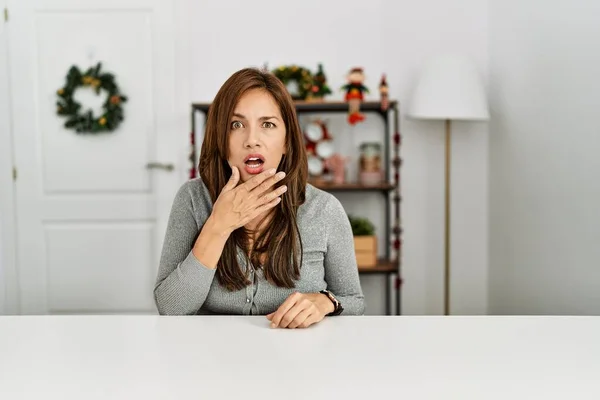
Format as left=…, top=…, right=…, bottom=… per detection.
left=209, top=166, right=287, bottom=236
left=266, top=292, right=335, bottom=329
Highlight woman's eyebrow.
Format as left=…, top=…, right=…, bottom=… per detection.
left=259, top=116, right=280, bottom=121
left=232, top=113, right=280, bottom=121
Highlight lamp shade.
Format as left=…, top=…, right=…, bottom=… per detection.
left=408, top=55, right=489, bottom=121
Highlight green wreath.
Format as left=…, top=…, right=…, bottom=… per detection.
left=56, top=62, right=127, bottom=134
left=272, top=65, right=313, bottom=100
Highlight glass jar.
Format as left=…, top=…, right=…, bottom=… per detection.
left=359, top=142, right=383, bottom=184
left=359, top=142, right=382, bottom=173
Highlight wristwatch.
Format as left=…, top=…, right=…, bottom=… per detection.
left=320, top=290, right=344, bottom=316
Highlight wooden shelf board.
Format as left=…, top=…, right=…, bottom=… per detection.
left=192, top=100, right=397, bottom=113
left=358, top=259, right=398, bottom=274
left=293, top=100, right=397, bottom=113
left=310, top=181, right=395, bottom=191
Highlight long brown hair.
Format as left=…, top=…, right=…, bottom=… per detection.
left=198, top=68, right=308, bottom=291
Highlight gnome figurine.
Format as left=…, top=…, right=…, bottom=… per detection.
left=342, top=67, right=369, bottom=125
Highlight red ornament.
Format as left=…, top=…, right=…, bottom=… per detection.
left=395, top=277, right=403, bottom=289
left=189, top=131, right=197, bottom=179
left=305, top=141, right=316, bottom=154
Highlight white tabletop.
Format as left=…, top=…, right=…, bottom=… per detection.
left=0, top=315, right=599, bottom=400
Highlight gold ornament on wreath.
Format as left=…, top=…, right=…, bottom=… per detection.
left=56, top=62, right=127, bottom=134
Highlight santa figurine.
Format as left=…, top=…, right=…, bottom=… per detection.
left=342, top=67, right=369, bottom=125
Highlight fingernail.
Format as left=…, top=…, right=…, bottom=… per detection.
left=281, top=185, right=288, bottom=192
left=271, top=323, right=277, bottom=328
left=276, top=171, right=286, bottom=179
left=269, top=168, right=277, bottom=175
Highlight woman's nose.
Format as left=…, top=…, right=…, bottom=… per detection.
left=244, top=126, right=260, bottom=148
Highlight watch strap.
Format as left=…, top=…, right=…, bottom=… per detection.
left=320, top=290, right=344, bottom=316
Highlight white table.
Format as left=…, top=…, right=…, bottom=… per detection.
left=1, top=316, right=599, bottom=399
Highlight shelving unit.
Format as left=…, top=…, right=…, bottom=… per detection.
left=191, top=100, right=403, bottom=315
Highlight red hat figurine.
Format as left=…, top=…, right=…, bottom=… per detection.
left=342, top=67, right=369, bottom=125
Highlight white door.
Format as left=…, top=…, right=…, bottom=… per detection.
left=8, top=0, right=182, bottom=314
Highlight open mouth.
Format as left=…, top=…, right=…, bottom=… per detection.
left=243, top=154, right=265, bottom=174
left=244, top=154, right=265, bottom=168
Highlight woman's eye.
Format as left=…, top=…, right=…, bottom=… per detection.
left=231, top=121, right=243, bottom=129
left=262, top=121, right=276, bottom=129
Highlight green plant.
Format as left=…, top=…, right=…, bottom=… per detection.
left=348, top=215, right=375, bottom=236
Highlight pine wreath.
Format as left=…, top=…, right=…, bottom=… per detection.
left=56, top=62, right=127, bottom=134
left=272, top=65, right=313, bottom=100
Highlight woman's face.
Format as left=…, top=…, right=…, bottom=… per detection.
left=228, top=89, right=286, bottom=183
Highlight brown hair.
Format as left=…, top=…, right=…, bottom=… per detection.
left=198, top=68, right=308, bottom=291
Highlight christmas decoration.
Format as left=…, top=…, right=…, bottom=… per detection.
left=56, top=62, right=127, bottom=134
left=272, top=65, right=314, bottom=100
left=304, top=119, right=334, bottom=182
left=324, top=153, right=348, bottom=184
left=308, top=63, right=332, bottom=101
left=189, top=131, right=197, bottom=179
left=379, top=73, right=389, bottom=111
left=342, top=67, right=369, bottom=125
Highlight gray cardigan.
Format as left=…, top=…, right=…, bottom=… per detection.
left=154, top=178, right=365, bottom=316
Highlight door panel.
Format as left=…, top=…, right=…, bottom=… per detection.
left=36, top=10, right=154, bottom=193
left=9, top=0, right=180, bottom=314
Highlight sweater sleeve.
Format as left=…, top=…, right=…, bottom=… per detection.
left=154, top=182, right=217, bottom=315
left=323, top=196, right=366, bottom=315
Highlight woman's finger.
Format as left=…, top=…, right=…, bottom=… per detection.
left=222, top=166, right=239, bottom=192
left=287, top=308, right=312, bottom=329
left=245, top=197, right=282, bottom=224
left=239, top=168, right=277, bottom=193
left=299, top=314, right=320, bottom=329
left=278, top=302, right=309, bottom=329
left=249, top=171, right=286, bottom=197
left=258, top=185, right=287, bottom=205
left=270, top=292, right=302, bottom=328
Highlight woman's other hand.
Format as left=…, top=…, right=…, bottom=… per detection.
left=266, top=292, right=335, bottom=329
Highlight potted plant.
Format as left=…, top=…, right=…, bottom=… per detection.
left=348, top=215, right=377, bottom=268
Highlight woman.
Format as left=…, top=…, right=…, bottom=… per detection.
left=154, top=68, right=365, bottom=328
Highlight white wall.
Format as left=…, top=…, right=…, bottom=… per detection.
left=187, top=0, right=489, bottom=315
left=384, top=1, right=489, bottom=315
left=489, top=0, right=600, bottom=314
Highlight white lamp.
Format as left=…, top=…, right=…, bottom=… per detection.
left=408, top=54, right=489, bottom=315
